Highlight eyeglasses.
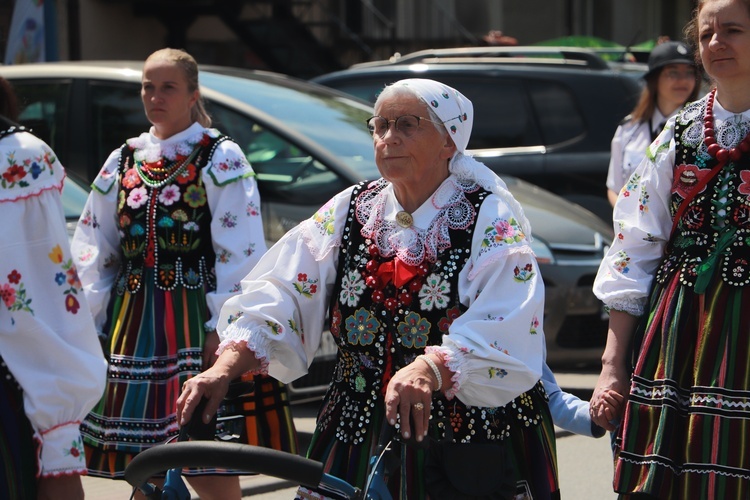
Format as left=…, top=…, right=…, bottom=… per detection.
left=663, top=69, right=696, bottom=80
left=365, top=115, right=441, bottom=138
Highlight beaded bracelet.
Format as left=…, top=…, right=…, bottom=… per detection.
left=417, top=354, right=442, bottom=392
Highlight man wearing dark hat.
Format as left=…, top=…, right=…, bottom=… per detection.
left=606, top=40, right=701, bottom=206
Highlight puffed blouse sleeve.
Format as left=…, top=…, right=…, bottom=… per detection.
left=425, top=193, right=547, bottom=408
left=202, top=138, right=267, bottom=330
left=592, top=121, right=676, bottom=317
left=71, top=148, right=123, bottom=336
left=0, top=134, right=107, bottom=476
left=215, top=185, right=356, bottom=383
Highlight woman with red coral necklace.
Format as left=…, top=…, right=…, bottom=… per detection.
left=71, top=49, right=297, bottom=499
left=590, top=0, right=750, bottom=497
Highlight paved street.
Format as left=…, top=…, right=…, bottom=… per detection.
left=83, top=370, right=617, bottom=499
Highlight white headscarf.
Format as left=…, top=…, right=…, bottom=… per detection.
left=382, top=78, right=532, bottom=239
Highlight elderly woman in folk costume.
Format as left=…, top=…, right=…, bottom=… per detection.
left=179, top=78, right=560, bottom=499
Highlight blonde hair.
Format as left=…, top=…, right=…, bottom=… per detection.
left=145, top=48, right=211, bottom=127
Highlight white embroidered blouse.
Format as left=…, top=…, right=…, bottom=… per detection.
left=0, top=130, right=107, bottom=476
left=217, top=173, right=547, bottom=409
left=594, top=96, right=750, bottom=315
left=606, top=108, right=672, bottom=195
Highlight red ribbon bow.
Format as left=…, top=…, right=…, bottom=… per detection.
left=375, top=258, right=419, bottom=288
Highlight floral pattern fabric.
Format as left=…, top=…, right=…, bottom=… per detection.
left=73, top=123, right=266, bottom=333
left=606, top=108, right=672, bottom=195
left=218, top=173, right=546, bottom=410
left=595, top=94, right=750, bottom=314
left=0, top=130, right=107, bottom=477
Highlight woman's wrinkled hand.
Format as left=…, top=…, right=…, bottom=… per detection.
left=178, top=344, right=258, bottom=427
left=384, top=359, right=438, bottom=442
left=589, top=363, right=629, bottom=431
left=177, top=368, right=231, bottom=428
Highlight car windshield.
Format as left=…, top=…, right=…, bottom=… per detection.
left=200, top=73, right=380, bottom=180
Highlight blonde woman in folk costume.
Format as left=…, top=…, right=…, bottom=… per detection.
left=71, top=48, right=297, bottom=499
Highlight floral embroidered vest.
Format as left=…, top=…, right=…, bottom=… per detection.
left=114, top=134, right=227, bottom=294
left=319, top=179, right=543, bottom=445
left=656, top=98, right=750, bottom=289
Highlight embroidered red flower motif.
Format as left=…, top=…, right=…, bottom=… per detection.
left=0, top=284, right=16, bottom=307
left=330, top=305, right=342, bottom=337
left=122, top=168, right=141, bottom=189
left=176, top=164, right=197, bottom=185
left=199, top=134, right=211, bottom=146
left=739, top=170, right=750, bottom=198
left=7, top=270, right=21, bottom=284
left=438, top=306, right=461, bottom=333
left=69, top=447, right=80, bottom=457
left=298, top=273, right=308, bottom=282
left=2, top=164, right=27, bottom=183
left=733, top=204, right=750, bottom=228
left=65, top=294, right=80, bottom=314
left=672, top=164, right=712, bottom=199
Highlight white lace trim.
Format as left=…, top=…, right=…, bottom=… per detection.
left=425, top=345, right=464, bottom=400
left=606, top=297, right=645, bottom=317
left=126, top=125, right=220, bottom=163
left=300, top=220, right=341, bottom=262
left=449, top=152, right=532, bottom=240
left=217, top=324, right=270, bottom=375
left=357, top=177, right=476, bottom=266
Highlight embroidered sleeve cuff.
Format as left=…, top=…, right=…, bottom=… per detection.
left=425, top=345, right=461, bottom=399
left=217, top=323, right=270, bottom=375
left=35, top=422, right=87, bottom=477
left=604, top=297, right=645, bottom=317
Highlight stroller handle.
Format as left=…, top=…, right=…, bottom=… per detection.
left=124, top=441, right=324, bottom=490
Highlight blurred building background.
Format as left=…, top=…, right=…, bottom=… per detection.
left=1, top=0, right=697, bottom=78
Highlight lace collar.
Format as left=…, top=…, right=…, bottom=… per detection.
left=356, top=176, right=479, bottom=266
left=126, top=122, right=219, bottom=164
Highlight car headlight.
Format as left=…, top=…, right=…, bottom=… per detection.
left=530, top=236, right=555, bottom=265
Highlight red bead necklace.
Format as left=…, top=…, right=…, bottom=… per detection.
left=704, top=88, right=750, bottom=162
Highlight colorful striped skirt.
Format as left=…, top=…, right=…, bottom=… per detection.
left=81, top=270, right=297, bottom=478
left=0, top=355, right=37, bottom=499
left=614, top=275, right=750, bottom=499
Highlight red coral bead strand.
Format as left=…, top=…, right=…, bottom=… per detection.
left=704, top=88, right=750, bottom=162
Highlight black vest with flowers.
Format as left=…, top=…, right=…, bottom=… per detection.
left=114, top=134, right=227, bottom=295
left=319, top=179, right=544, bottom=445
left=655, top=98, right=750, bottom=289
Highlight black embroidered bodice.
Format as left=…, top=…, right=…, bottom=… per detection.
left=656, top=99, right=750, bottom=288
left=317, top=179, right=544, bottom=445
left=114, top=134, right=228, bottom=295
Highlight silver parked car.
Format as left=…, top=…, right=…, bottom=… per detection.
left=3, top=62, right=611, bottom=400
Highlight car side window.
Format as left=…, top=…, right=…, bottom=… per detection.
left=89, top=82, right=150, bottom=169
left=439, top=78, right=541, bottom=150
left=527, top=82, right=585, bottom=145
left=13, top=79, right=70, bottom=159
left=208, top=102, right=348, bottom=204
